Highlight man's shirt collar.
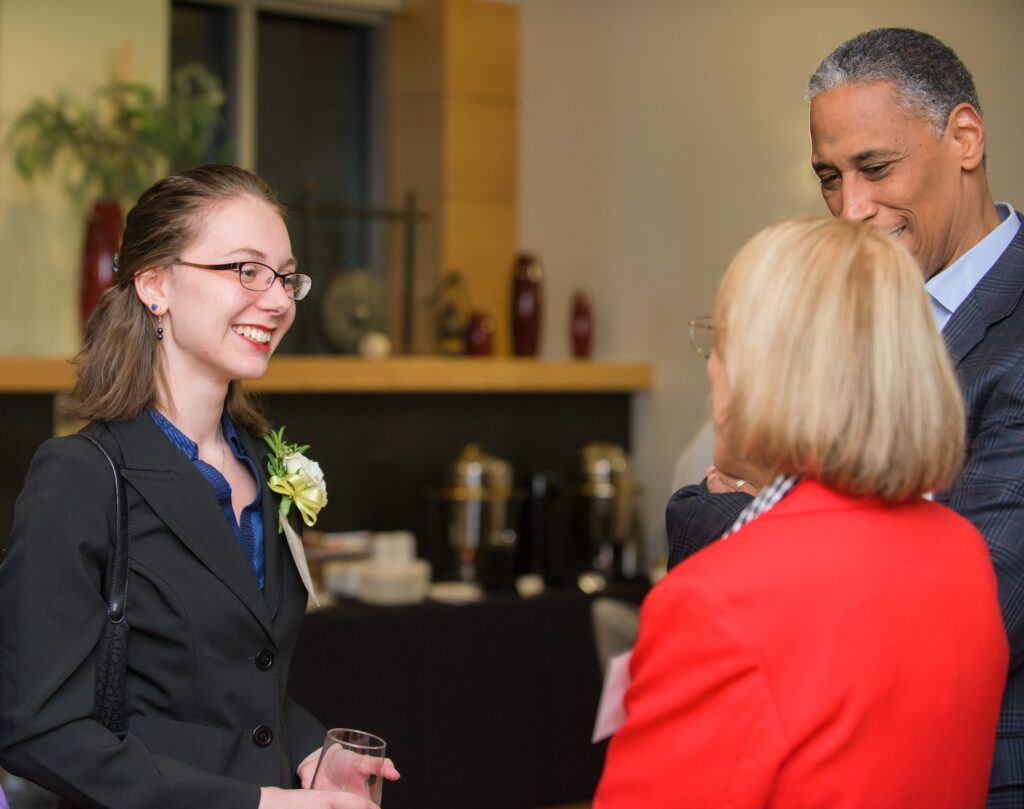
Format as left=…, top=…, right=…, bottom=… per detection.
left=927, top=202, right=1020, bottom=330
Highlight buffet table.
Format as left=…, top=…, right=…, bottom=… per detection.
left=288, top=583, right=648, bottom=809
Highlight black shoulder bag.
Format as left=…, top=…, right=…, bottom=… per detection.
left=52, top=440, right=131, bottom=809
left=76, top=433, right=131, bottom=733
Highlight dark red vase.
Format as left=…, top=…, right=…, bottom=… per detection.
left=511, top=253, right=543, bottom=356
left=467, top=311, right=496, bottom=356
left=81, top=199, right=124, bottom=328
left=570, top=290, right=592, bottom=359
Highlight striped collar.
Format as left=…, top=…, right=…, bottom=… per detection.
left=721, top=475, right=800, bottom=539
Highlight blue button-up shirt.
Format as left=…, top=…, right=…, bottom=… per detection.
left=150, top=409, right=266, bottom=590
left=927, top=202, right=1021, bottom=330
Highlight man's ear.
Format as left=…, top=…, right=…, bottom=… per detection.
left=948, top=103, right=986, bottom=172
left=134, top=267, right=169, bottom=314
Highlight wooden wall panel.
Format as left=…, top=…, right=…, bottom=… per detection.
left=444, top=0, right=518, bottom=98
left=387, top=0, right=518, bottom=354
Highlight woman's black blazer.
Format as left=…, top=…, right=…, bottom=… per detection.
left=0, top=412, right=325, bottom=809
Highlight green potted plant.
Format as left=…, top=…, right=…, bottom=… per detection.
left=6, top=63, right=226, bottom=325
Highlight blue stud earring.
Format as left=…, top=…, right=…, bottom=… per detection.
left=150, top=303, right=158, bottom=311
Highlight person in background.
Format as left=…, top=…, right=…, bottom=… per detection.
left=0, top=165, right=396, bottom=808
left=598, top=217, right=1007, bottom=809
left=667, top=29, right=1024, bottom=805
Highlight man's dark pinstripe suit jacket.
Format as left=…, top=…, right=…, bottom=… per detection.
left=666, top=213, right=1024, bottom=792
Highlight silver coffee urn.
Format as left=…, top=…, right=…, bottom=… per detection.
left=578, top=441, right=643, bottom=580
left=442, top=443, right=517, bottom=588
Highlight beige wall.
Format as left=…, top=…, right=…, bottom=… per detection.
left=0, top=0, right=167, bottom=356
left=518, top=0, right=1024, bottom=558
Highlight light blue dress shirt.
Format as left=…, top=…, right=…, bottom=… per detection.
left=927, top=202, right=1021, bottom=330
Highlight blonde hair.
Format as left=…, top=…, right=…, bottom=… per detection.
left=713, top=217, right=964, bottom=501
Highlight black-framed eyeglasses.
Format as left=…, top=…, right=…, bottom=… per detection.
left=177, top=260, right=312, bottom=301
left=688, top=317, right=715, bottom=359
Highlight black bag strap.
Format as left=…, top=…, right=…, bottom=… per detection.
left=73, top=432, right=131, bottom=737
left=75, top=433, right=129, bottom=623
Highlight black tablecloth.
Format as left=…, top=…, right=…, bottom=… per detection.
left=288, top=584, right=647, bottom=809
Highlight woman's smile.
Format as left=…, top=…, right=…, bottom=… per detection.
left=232, top=323, right=274, bottom=350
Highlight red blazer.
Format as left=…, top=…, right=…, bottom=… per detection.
left=595, top=480, right=1007, bottom=809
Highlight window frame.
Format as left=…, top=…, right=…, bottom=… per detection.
left=175, top=0, right=393, bottom=171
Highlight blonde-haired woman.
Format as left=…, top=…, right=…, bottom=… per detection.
left=595, top=218, right=1007, bottom=809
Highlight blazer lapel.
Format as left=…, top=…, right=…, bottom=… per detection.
left=943, top=214, right=1024, bottom=367
left=106, top=414, right=276, bottom=639
left=239, top=427, right=285, bottom=618
left=943, top=296, right=988, bottom=368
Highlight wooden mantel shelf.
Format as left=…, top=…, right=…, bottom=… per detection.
left=0, top=356, right=652, bottom=394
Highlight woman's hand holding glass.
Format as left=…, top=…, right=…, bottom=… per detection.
left=259, top=786, right=380, bottom=808
left=298, top=729, right=399, bottom=801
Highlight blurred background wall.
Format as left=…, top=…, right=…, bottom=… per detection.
left=0, top=0, right=168, bottom=356
left=518, top=0, right=1024, bottom=552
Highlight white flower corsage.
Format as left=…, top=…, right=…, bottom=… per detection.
left=263, top=427, right=326, bottom=605
left=263, top=427, right=328, bottom=530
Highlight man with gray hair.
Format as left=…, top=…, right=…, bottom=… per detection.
left=667, top=28, right=1024, bottom=806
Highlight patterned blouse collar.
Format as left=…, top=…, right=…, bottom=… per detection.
left=721, top=474, right=800, bottom=540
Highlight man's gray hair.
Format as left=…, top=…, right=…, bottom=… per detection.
left=808, top=28, right=981, bottom=135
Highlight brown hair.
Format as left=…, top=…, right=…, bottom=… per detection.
left=713, top=217, right=964, bottom=501
left=71, top=164, right=288, bottom=435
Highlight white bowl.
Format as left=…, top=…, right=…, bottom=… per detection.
left=358, top=559, right=432, bottom=606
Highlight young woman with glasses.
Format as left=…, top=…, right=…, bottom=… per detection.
left=0, top=165, right=396, bottom=809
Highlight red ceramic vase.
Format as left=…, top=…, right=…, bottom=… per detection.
left=81, top=199, right=124, bottom=329
left=467, top=311, right=496, bottom=356
left=511, top=253, right=543, bottom=356
left=570, top=290, right=592, bottom=359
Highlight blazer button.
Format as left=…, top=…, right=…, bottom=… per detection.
left=255, top=649, right=275, bottom=670
left=252, top=725, right=273, bottom=747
